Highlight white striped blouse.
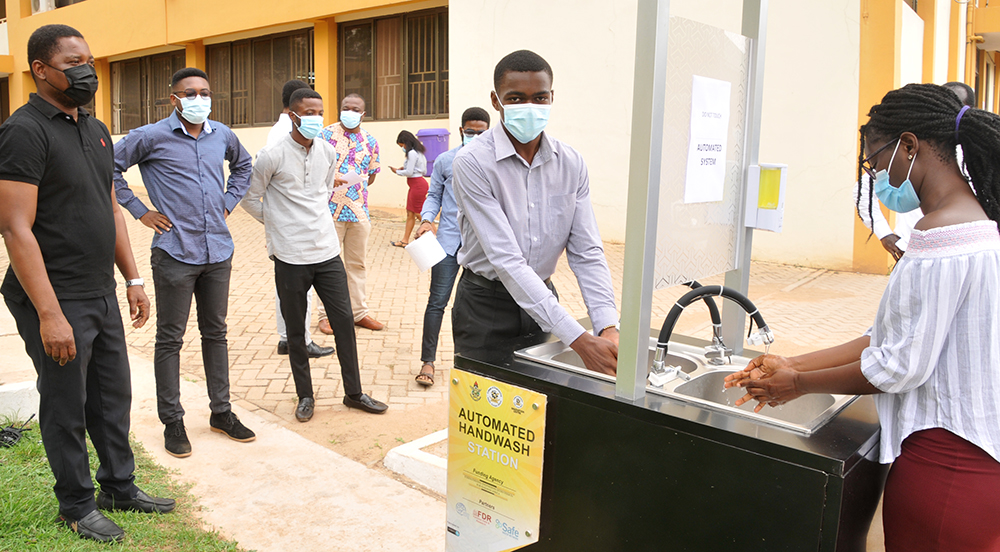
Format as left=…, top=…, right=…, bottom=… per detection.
left=861, top=220, right=1000, bottom=464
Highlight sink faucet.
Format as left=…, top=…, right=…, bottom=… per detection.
left=649, top=285, right=774, bottom=386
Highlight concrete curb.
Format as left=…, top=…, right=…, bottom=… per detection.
left=0, top=380, right=39, bottom=421
left=384, top=429, right=448, bottom=496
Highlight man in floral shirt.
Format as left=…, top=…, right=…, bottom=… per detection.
left=317, top=93, right=384, bottom=331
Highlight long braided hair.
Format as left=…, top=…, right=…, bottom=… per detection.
left=857, top=83, right=1000, bottom=226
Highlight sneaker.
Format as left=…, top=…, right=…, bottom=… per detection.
left=59, top=509, right=124, bottom=543
left=209, top=411, right=256, bottom=442
left=164, top=421, right=192, bottom=458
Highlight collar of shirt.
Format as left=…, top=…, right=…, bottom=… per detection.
left=28, top=93, right=91, bottom=121
left=169, top=110, right=214, bottom=136
left=492, top=123, right=556, bottom=167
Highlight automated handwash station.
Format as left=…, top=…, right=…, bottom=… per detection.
left=445, top=2, right=885, bottom=551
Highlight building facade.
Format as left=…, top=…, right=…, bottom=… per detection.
left=0, top=0, right=998, bottom=273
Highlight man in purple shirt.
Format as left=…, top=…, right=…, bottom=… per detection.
left=114, top=68, right=255, bottom=458
left=451, top=50, right=619, bottom=375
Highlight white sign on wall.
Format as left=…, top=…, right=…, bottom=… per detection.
left=683, top=75, right=732, bottom=204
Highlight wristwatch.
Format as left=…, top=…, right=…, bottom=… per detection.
left=125, top=278, right=145, bottom=288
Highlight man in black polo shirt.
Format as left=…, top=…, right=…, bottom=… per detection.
left=0, top=25, right=174, bottom=543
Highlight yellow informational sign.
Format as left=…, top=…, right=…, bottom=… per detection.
left=446, top=369, right=547, bottom=552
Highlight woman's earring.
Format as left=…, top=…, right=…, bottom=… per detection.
left=907, top=154, right=913, bottom=160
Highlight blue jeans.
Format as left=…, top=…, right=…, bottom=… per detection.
left=420, top=254, right=460, bottom=363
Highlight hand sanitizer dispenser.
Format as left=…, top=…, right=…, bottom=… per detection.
left=744, top=163, right=787, bottom=233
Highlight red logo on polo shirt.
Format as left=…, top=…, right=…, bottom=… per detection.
left=100, top=138, right=106, bottom=147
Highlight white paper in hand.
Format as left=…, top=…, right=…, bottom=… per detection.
left=405, top=232, right=447, bottom=272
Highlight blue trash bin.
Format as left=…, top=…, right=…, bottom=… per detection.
left=416, top=128, right=451, bottom=177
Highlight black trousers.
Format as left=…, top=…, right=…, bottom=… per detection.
left=5, top=293, right=138, bottom=519
left=150, top=248, right=232, bottom=424
left=451, top=270, right=555, bottom=366
left=274, top=256, right=362, bottom=399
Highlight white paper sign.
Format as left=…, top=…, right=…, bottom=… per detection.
left=333, top=171, right=368, bottom=193
left=684, top=75, right=732, bottom=204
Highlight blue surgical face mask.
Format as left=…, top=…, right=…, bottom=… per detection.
left=175, top=95, right=211, bottom=125
left=292, top=113, right=324, bottom=140
left=340, top=110, right=363, bottom=129
left=463, top=134, right=476, bottom=147
left=495, top=91, right=551, bottom=144
left=873, top=140, right=921, bottom=213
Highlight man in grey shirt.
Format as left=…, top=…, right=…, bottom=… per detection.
left=451, top=50, right=619, bottom=375
left=242, top=88, right=388, bottom=422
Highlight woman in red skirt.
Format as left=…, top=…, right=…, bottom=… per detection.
left=389, top=130, right=428, bottom=247
left=727, top=83, right=1000, bottom=551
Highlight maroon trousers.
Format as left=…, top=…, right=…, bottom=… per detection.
left=883, top=428, right=1000, bottom=551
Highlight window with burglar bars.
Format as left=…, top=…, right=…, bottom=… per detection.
left=111, top=51, right=186, bottom=134
left=340, top=8, right=448, bottom=120
left=206, top=29, right=314, bottom=128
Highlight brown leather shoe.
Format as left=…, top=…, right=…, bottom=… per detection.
left=354, top=315, right=384, bottom=331
left=318, top=319, right=333, bottom=335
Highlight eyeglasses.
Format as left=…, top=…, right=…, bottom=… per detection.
left=861, top=138, right=898, bottom=179
left=462, top=129, right=487, bottom=137
left=172, top=89, right=212, bottom=99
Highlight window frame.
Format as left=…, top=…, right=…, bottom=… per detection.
left=206, top=28, right=315, bottom=129
left=338, top=7, right=449, bottom=122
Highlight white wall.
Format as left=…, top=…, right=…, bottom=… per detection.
left=901, top=2, right=925, bottom=85
left=934, top=0, right=951, bottom=84
left=448, top=0, right=639, bottom=241
left=744, top=0, right=862, bottom=270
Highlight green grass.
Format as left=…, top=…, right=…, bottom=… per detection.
left=0, top=418, right=247, bottom=551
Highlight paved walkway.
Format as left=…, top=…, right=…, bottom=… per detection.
left=0, top=189, right=893, bottom=550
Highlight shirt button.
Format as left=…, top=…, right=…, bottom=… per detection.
left=530, top=203, right=534, bottom=208
left=533, top=237, right=539, bottom=242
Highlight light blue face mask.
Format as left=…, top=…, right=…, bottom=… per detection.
left=176, top=95, right=211, bottom=125
left=339, top=110, right=363, bottom=129
left=495, top=91, right=551, bottom=144
left=292, top=113, right=324, bottom=140
left=873, top=140, right=921, bottom=213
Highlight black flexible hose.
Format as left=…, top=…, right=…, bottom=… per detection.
left=683, top=281, right=722, bottom=328
left=657, top=285, right=768, bottom=348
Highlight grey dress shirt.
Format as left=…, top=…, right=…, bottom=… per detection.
left=242, top=134, right=341, bottom=265
left=452, top=125, right=618, bottom=345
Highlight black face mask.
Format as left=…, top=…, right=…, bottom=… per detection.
left=45, top=63, right=99, bottom=107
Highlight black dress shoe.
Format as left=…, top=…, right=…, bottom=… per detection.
left=96, top=489, right=176, bottom=514
left=59, top=509, right=124, bottom=542
left=295, top=397, right=315, bottom=422
left=307, top=342, right=335, bottom=358
left=209, top=411, right=256, bottom=442
left=164, top=420, right=192, bottom=458
left=277, top=340, right=289, bottom=355
left=343, top=393, right=388, bottom=414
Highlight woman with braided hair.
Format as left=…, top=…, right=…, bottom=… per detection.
left=725, top=83, right=1000, bottom=551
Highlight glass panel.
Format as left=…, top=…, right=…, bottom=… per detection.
left=231, top=41, right=251, bottom=126
left=112, top=59, right=143, bottom=133
left=148, top=53, right=180, bottom=123
left=253, top=39, right=274, bottom=125
left=406, top=14, right=437, bottom=117
left=439, top=11, right=449, bottom=115
left=654, top=17, right=752, bottom=289
left=375, top=18, right=402, bottom=120
left=342, top=23, right=373, bottom=115
left=290, top=30, right=314, bottom=87
left=207, top=44, right=232, bottom=126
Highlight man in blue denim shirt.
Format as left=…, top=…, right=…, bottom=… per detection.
left=412, top=107, right=490, bottom=386
left=114, top=67, right=255, bottom=458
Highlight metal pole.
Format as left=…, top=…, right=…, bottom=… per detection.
left=723, top=0, right=768, bottom=355
left=618, top=0, right=670, bottom=401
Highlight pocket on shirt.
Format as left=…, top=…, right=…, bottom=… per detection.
left=547, top=192, right=577, bottom=229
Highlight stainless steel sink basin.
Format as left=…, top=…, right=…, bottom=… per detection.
left=550, top=347, right=698, bottom=376
left=514, top=339, right=859, bottom=435
left=673, top=370, right=837, bottom=428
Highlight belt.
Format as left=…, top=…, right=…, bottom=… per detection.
left=461, top=269, right=550, bottom=294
